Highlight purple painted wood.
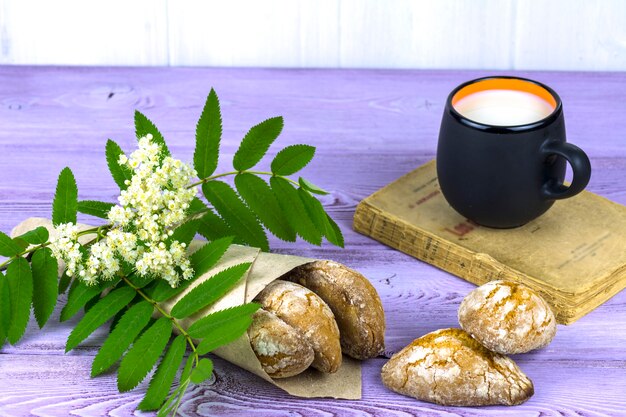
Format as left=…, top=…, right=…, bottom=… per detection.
left=0, top=66, right=625, bottom=417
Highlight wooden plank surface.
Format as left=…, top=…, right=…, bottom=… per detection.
left=0, top=66, right=625, bottom=416
left=2, top=0, right=626, bottom=70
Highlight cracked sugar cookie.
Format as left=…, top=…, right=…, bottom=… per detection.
left=381, top=328, right=534, bottom=406
left=458, top=280, right=557, bottom=354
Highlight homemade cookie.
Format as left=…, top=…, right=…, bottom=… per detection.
left=248, top=309, right=315, bottom=378
left=284, top=260, right=385, bottom=359
left=458, top=280, right=557, bottom=354
left=381, top=328, right=534, bottom=406
left=254, top=280, right=342, bottom=373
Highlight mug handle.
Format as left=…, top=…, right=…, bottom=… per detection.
left=541, top=141, right=591, bottom=200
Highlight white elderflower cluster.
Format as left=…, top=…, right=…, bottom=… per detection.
left=49, top=223, right=83, bottom=278
left=51, top=134, right=199, bottom=287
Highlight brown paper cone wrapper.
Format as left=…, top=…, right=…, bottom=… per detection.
left=12, top=218, right=361, bottom=399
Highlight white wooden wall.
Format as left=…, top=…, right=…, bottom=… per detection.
left=1, top=0, right=625, bottom=70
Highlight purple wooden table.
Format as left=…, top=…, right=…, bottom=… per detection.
left=0, top=67, right=625, bottom=417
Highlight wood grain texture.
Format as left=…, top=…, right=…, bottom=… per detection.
left=0, top=0, right=169, bottom=66
left=0, top=67, right=625, bottom=416
left=2, top=0, right=626, bottom=70
left=514, top=0, right=626, bottom=71
left=339, top=0, right=515, bottom=69
left=167, top=0, right=340, bottom=67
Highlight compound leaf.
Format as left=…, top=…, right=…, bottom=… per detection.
left=52, top=167, right=78, bottom=226
left=190, top=236, right=233, bottom=278
left=196, top=315, right=253, bottom=355
left=134, top=110, right=170, bottom=157
left=0, top=276, right=10, bottom=346
left=270, top=144, right=315, bottom=176
left=60, top=280, right=108, bottom=322
left=16, top=226, right=49, bottom=246
left=117, top=317, right=172, bottom=392
left=235, top=173, right=295, bottom=242
left=298, top=188, right=344, bottom=248
left=194, top=89, right=222, bottom=179
left=233, top=116, right=283, bottom=171
left=202, top=181, right=268, bottom=251
left=91, top=300, right=154, bottom=377
left=190, top=358, right=214, bottom=384
left=298, top=177, right=329, bottom=195
left=77, top=200, right=115, bottom=219
left=6, top=258, right=33, bottom=344
left=171, top=263, right=251, bottom=319
left=65, top=286, right=136, bottom=352
left=270, top=177, right=321, bottom=245
left=31, top=248, right=58, bottom=328
left=138, top=335, right=186, bottom=411
left=105, top=139, right=133, bottom=190
left=187, top=302, right=260, bottom=339
left=0, top=231, right=22, bottom=257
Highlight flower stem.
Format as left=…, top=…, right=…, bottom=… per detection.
left=187, top=170, right=300, bottom=188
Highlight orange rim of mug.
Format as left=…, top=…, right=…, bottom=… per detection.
left=451, top=78, right=558, bottom=110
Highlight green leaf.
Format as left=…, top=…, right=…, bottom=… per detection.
left=190, top=198, right=244, bottom=244
left=52, top=167, right=78, bottom=226
left=117, top=317, right=172, bottom=392
left=299, top=177, right=329, bottom=195
left=190, top=358, right=213, bottom=384
left=0, top=275, right=10, bottom=346
left=180, top=356, right=194, bottom=383
left=171, top=263, right=251, bottom=319
left=298, top=189, right=345, bottom=247
left=138, top=335, right=186, bottom=411
left=66, top=286, right=136, bottom=352
left=60, top=280, right=106, bottom=322
left=298, top=188, right=327, bottom=230
left=127, top=273, right=153, bottom=289
left=324, top=213, right=344, bottom=248
left=31, top=248, right=58, bottom=328
left=187, top=302, right=260, bottom=339
left=202, top=181, right=268, bottom=251
left=196, top=315, right=253, bottom=355
left=0, top=230, right=22, bottom=257
left=58, top=273, right=72, bottom=294
left=170, top=220, right=198, bottom=247
left=105, top=140, right=133, bottom=190
left=188, top=197, right=210, bottom=216
left=270, top=177, right=322, bottom=245
left=235, top=173, right=296, bottom=242
left=84, top=295, right=100, bottom=313
left=134, top=110, right=170, bottom=157
left=6, top=258, right=33, bottom=344
left=190, top=236, right=233, bottom=278
left=232, top=116, right=284, bottom=171
left=109, top=305, right=127, bottom=332
left=91, top=301, right=154, bottom=377
left=194, top=89, right=222, bottom=179
left=17, top=226, right=49, bottom=245
left=12, top=238, right=29, bottom=251
left=271, top=144, right=316, bottom=176
left=196, top=210, right=242, bottom=245
left=144, top=279, right=192, bottom=303
left=77, top=200, right=114, bottom=219
left=158, top=360, right=191, bottom=416
left=158, top=388, right=184, bottom=417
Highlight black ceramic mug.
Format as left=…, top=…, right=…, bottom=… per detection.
left=436, top=76, right=591, bottom=228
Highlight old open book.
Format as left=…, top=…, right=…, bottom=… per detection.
left=353, top=160, right=626, bottom=324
